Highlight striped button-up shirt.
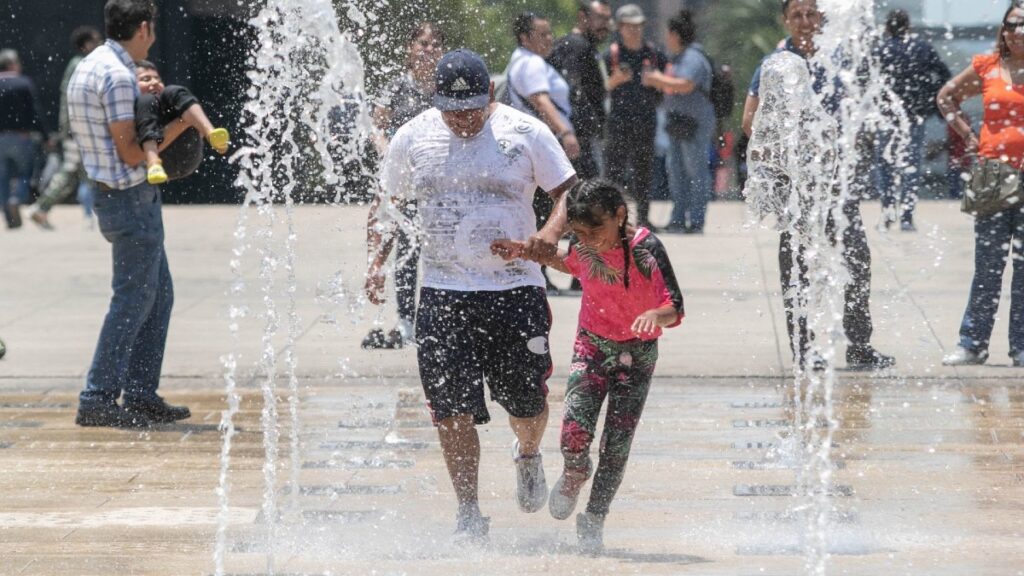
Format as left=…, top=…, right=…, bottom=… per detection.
left=67, top=40, right=145, bottom=190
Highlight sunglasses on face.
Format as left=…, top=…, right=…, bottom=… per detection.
left=1005, top=19, right=1024, bottom=33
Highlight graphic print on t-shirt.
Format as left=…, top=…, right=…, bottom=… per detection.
left=381, top=105, right=576, bottom=291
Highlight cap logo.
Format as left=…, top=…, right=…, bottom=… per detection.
left=451, top=77, right=471, bottom=92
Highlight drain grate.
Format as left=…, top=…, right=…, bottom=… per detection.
left=734, top=510, right=858, bottom=524
left=733, top=484, right=854, bottom=497
left=732, top=419, right=790, bottom=429
left=731, top=460, right=845, bottom=470
left=302, top=458, right=414, bottom=470
left=730, top=401, right=789, bottom=409
left=337, top=418, right=392, bottom=429
left=319, top=440, right=430, bottom=451
left=301, top=509, right=382, bottom=523
left=299, top=484, right=402, bottom=496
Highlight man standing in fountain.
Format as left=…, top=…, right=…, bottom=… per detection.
left=69, top=0, right=192, bottom=428
left=741, top=0, right=895, bottom=371
left=365, top=49, right=577, bottom=541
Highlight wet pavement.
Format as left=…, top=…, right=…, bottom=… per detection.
left=1, top=201, right=1023, bottom=575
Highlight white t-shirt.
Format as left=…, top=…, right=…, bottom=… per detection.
left=507, top=47, right=572, bottom=129
left=380, top=104, right=576, bottom=291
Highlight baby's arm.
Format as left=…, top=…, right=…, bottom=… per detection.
left=490, top=239, right=571, bottom=274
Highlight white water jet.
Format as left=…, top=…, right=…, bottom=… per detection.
left=215, top=1, right=373, bottom=574
left=745, top=2, right=908, bottom=574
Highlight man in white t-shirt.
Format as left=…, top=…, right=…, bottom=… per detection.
left=365, top=49, right=577, bottom=541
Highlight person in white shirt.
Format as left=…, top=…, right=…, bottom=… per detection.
left=364, top=49, right=577, bottom=542
left=506, top=12, right=581, bottom=293
left=506, top=12, right=579, bottom=161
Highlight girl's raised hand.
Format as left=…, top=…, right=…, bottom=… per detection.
left=490, top=238, right=526, bottom=261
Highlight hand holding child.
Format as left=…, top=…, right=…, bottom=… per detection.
left=490, top=239, right=526, bottom=261
left=490, top=237, right=559, bottom=263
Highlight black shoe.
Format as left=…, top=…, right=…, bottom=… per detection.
left=76, top=402, right=152, bottom=429
left=124, top=397, right=191, bottom=423
left=362, top=328, right=405, bottom=350
left=5, top=204, right=22, bottom=229
left=846, top=346, right=895, bottom=371
left=663, top=223, right=688, bottom=234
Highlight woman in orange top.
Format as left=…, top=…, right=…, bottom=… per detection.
left=937, top=4, right=1024, bottom=367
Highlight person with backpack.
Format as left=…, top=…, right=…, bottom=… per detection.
left=548, top=1, right=612, bottom=182
left=640, top=10, right=715, bottom=234
left=602, top=4, right=667, bottom=231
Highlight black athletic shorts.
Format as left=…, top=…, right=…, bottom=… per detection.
left=416, top=286, right=552, bottom=425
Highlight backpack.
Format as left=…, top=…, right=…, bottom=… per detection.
left=696, top=48, right=736, bottom=120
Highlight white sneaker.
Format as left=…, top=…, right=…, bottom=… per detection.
left=548, top=460, right=591, bottom=520
left=576, top=512, right=605, bottom=555
left=513, top=440, right=548, bottom=513
left=942, top=346, right=988, bottom=366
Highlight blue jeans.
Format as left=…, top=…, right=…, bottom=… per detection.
left=77, top=180, right=96, bottom=218
left=0, top=132, right=36, bottom=207
left=666, top=128, right=714, bottom=230
left=875, top=122, right=925, bottom=220
left=81, top=182, right=174, bottom=406
left=957, top=206, right=1024, bottom=356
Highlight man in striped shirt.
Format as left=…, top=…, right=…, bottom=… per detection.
left=69, top=0, right=191, bottom=428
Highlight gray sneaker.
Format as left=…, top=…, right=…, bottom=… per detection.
left=576, top=511, right=605, bottom=555
left=549, top=460, right=592, bottom=520
left=513, top=440, right=548, bottom=513
left=453, top=508, right=489, bottom=546
left=942, top=346, right=988, bottom=366
left=1012, top=352, right=1024, bottom=367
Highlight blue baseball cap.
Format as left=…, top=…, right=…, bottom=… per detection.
left=434, top=49, right=491, bottom=112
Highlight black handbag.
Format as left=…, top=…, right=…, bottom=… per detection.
left=665, top=111, right=699, bottom=141
left=963, top=156, right=1024, bottom=218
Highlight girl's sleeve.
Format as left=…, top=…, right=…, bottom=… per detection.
left=563, top=236, right=583, bottom=278
left=644, top=235, right=685, bottom=327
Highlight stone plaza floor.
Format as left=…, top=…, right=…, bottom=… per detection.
left=1, top=200, right=1022, bottom=575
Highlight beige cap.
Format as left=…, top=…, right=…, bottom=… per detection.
left=615, top=3, right=645, bottom=25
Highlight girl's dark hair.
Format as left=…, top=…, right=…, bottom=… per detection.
left=514, top=12, right=542, bottom=46
left=70, top=26, right=102, bottom=51
left=999, top=4, right=1019, bottom=59
left=668, top=10, right=697, bottom=46
left=104, top=0, right=156, bottom=41
left=409, top=21, right=445, bottom=48
left=135, top=59, right=158, bottom=72
left=566, top=179, right=632, bottom=289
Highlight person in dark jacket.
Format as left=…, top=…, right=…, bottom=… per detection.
left=0, top=49, right=45, bottom=229
left=603, top=4, right=668, bottom=230
left=874, top=9, right=951, bottom=231
left=547, top=0, right=611, bottom=180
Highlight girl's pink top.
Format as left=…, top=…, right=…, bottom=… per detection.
left=564, top=227, right=685, bottom=342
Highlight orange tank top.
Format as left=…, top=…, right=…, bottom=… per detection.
left=974, top=53, right=1024, bottom=169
